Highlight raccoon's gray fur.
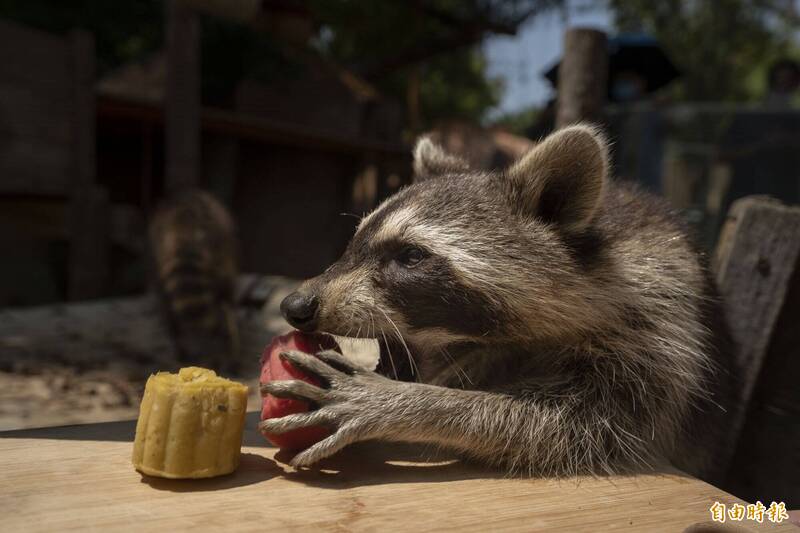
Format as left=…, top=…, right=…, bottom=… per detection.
left=261, top=125, right=739, bottom=482
left=148, top=188, right=240, bottom=374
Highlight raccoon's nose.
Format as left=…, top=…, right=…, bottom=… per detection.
left=280, top=292, right=320, bottom=332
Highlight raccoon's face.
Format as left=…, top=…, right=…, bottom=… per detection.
left=281, top=125, right=611, bottom=359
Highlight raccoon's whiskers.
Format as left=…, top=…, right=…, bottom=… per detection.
left=439, top=345, right=472, bottom=388
left=379, top=326, right=399, bottom=380
left=342, top=306, right=357, bottom=338
left=378, top=307, right=418, bottom=379
left=438, top=347, right=464, bottom=388
left=368, top=310, right=376, bottom=339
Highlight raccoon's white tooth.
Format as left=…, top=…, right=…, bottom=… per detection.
left=333, top=337, right=380, bottom=371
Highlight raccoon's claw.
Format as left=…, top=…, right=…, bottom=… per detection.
left=279, top=350, right=345, bottom=384
left=258, top=411, right=334, bottom=434
left=289, top=424, right=361, bottom=467
left=262, top=355, right=407, bottom=466
left=314, top=349, right=361, bottom=375
left=260, top=380, right=330, bottom=403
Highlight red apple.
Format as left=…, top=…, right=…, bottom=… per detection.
left=259, top=331, right=338, bottom=450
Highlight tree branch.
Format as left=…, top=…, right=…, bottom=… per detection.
left=358, top=0, right=554, bottom=79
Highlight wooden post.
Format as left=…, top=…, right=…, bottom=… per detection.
left=67, top=30, right=109, bottom=301
left=556, top=28, right=608, bottom=128
left=202, top=135, right=239, bottom=206
left=165, top=0, right=201, bottom=193
left=712, top=196, right=800, bottom=461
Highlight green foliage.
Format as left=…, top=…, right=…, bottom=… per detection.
left=392, top=49, right=502, bottom=128
left=608, top=0, right=799, bottom=101
left=199, top=15, right=303, bottom=105
left=0, top=0, right=162, bottom=75
left=308, top=0, right=558, bottom=128
left=0, top=0, right=559, bottom=126
left=491, top=104, right=542, bottom=135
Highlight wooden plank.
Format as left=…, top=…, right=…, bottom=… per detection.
left=234, top=147, right=355, bottom=277
left=556, top=28, right=608, bottom=128
left=66, top=186, right=110, bottom=300
left=69, top=29, right=96, bottom=189
left=234, top=78, right=363, bottom=139
left=165, top=0, right=201, bottom=193
left=0, top=140, right=72, bottom=195
left=712, top=196, right=800, bottom=453
left=0, top=85, right=71, bottom=142
left=0, top=418, right=794, bottom=532
left=0, top=19, right=70, bottom=93
left=202, top=134, right=240, bottom=205
left=66, top=31, right=108, bottom=300
left=0, top=21, right=74, bottom=195
left=720, top=205, right=800, bottom=506
left=0, top=198, right=68, bottom=240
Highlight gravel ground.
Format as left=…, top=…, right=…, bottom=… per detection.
left=0, top=276, right=377, bottom=431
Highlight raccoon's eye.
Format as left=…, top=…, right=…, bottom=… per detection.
left=395, top=246, right=426, bottom=268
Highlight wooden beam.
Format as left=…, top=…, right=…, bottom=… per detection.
left=555, top=28, right=608, bottom=128
left=165, top=0, right=201, bottom=193
left=712, top=196, right=800, bottom=454
left=178, top=0, right=261, bottom=23
left=67, top=30, right=109, bottom=301
left=97, top=96, right=409, bottom=155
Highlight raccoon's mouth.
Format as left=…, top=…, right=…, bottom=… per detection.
left=324, top=332, right=414, bottom=382
left=315, top=309, right=417, bottom=381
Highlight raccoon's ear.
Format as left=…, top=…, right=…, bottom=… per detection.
left=506, top=124, right=608, bottom=232
left=412, top=136, right=469, bottom=182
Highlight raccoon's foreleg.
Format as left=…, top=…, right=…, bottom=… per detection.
left=259, top=349, right=417, bottom=466
left=258, top=349, right=586, bottom=470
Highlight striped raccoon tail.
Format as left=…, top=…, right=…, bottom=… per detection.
left=148, top=188, right=241, bottom=374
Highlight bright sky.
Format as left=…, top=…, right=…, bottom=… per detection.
left=483, top=2, right=613, bottom=118
left=483, top=0, right=800, bottom=118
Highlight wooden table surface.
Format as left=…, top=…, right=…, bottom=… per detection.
left=1, top=413, right=795, bottom=532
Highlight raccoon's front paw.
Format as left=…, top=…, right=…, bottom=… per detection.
left=258, top=349, right=404, bottom=467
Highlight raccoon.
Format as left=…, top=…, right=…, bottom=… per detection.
left=148, top=188, right=240, bottom=374
left=259, top=125, right=739, bottom=482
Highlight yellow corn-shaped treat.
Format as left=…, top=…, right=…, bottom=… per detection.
left=132, top=367, right=248, bottom=479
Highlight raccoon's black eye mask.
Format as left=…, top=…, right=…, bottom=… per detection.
left=395, top=246, right=427, bottom=268
left=373, top=238, right=431, bottom=269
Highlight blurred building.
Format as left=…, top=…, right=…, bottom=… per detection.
left=0, top=6, right=410, bottom=307
left=606, top=104, right=800, bottom=250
